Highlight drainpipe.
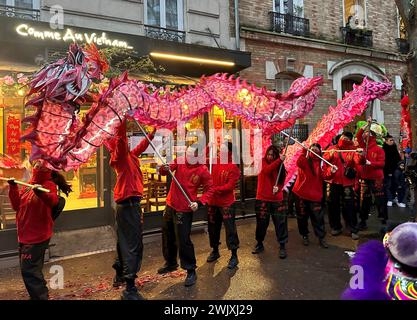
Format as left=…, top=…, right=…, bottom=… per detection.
left=234, top=0, right=240, bottom=50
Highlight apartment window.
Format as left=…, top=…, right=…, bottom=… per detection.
left=273, top=0, right=304, bottom=17
left=344, top=0, right=367, bottom=29
left=0, top=0, right=39, bottom=8
left=145, top=0, right=184, bottom=30
left=275, top=72, right=298, bottom=93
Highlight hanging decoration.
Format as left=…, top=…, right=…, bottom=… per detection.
left=400, top=95, right=412, bottom=150
left=22, top=44, right=323, bottom=171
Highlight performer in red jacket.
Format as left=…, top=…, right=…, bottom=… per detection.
left=158, top=146, right=214, bottom=287
left=293, top=144, right=337, bottom=248
left=8, top=159, right=71, bottom=300
left=104, top=119, right=155, bottom=300
left=355, top=119, right=388, bottom=230
left=252, top=145, right=288, bottom=259
left=206, top=142, right=240, bottom=269
left=324, top=132, right=361, bottom=240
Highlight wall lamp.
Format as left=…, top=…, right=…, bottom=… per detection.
left=150, top=52, right=235, bottom=67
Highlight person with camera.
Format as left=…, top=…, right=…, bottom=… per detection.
left=323, top=132, right=361, bottom=240
left=7, top=159, right=72, bottom=300
left=383, top=135, right=402, bottom=207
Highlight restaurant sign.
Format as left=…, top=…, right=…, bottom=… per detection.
left=16, top=23, right=134, bottom=49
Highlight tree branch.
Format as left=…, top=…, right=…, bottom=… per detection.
left=395, top=0, right=412, bottom=25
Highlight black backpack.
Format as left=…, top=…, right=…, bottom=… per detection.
left=51, top=196, right=66, bottom=221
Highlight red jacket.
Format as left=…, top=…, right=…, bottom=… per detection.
left=293, top=150, right=333, bottom=202
left=207, top=160, right=240, bottom=207
left=9, top=169, right=59, bottom=244
left=256, top=158, right=285, bottom=202
left=356, top=128, right=385, bottom=181
left=160, top=159, right=214, bottom=212
left=323, top=140, right=361, bottom=187
left=105, top=121, right=153, bottom=203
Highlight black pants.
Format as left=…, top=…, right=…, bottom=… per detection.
left=207, top=205, right=239, bottom=251
left=19, top=239, right=50, bottom=300
left=295, top=197, right=326, bottom=239
left=287, top=191, right=297, bottom=217
left=359, top=179, right=388, bottom=222
left=113, top=198, right=144, bottom=281
left=255, top=200, right=288, bottom=246
left=327, top=183, right=358, bottom=233
left=162, top=206, right=196, bottom=271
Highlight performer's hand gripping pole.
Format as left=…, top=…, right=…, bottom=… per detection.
left=280, top=131, right=337, bottom=169
left=135, top=121, right=193, bottom=207
left=0, top=177, right=50, bottom=193
left=273, top=125, right=294, bottom=194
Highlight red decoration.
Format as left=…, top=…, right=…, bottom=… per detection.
left=214, top=117, right=223, bottom=129
left=400, top=95, right=412, bottom=149
left=6, top=115, right=21, bottom=156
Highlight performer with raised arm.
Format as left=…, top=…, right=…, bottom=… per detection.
left=103, top=119, right=156, bottom=300
left=355, top=117, right=387, bottom=230
left=323, top=132, right=362, bottom=240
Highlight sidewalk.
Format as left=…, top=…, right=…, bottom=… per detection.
left=0, top=206, right=412, bottom=300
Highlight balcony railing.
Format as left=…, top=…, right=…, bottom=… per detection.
left=396, top=38, right=409, bottom=54
left=270, top=11, right=310, bottom=37
left=340, top=27, right=373, bottom=48
left=144, top=25, right=185, bottom=43
left=0, top=4, right=40, bottom=20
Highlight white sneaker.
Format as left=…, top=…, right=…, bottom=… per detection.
left=398, top=203, right=406, bottom=208
left=387, top=201, right=393, bottom=207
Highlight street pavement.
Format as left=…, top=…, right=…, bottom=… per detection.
left=0, top=205, right=413, bottom=300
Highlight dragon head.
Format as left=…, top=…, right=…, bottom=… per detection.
left=26, top=43, right=109, bottom=108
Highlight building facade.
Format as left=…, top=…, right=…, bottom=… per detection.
left=0, top=0, right=252, bottom=260
left=233, top=0, right=407, bottom=138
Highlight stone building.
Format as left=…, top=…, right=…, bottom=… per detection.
left=232, top=0, right=407, bottom=139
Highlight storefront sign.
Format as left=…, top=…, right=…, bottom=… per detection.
left=16, top=24, right=133, bottom=49
left=6, top=115, right=21, bottom=156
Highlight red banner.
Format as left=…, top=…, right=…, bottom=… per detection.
left=6, top=114, right=21, bottom=156
left=400, top=96, right=412, bottom=149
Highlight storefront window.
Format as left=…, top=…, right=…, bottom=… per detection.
left=0, top=76, right=105, bottom=229
left=130, top=114, right=205, bottom=214
left=210, top=106, right=241, bottom=201
left=62, top=106, right=104, bottom=211
left=0, top=73, right=29, bottom=229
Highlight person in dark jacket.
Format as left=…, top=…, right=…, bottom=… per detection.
left=394, top=160, right=408, bottom=208
left=383, top=135, right=401, bottom=206
left=8, top=159, right=71, bottom=300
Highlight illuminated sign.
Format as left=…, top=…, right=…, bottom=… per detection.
left=16, top=24, right=133, bottom=49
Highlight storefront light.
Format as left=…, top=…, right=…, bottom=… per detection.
left=150, top=52, right=235, bottom=67
left=17, top=89, right=25, bottom=96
